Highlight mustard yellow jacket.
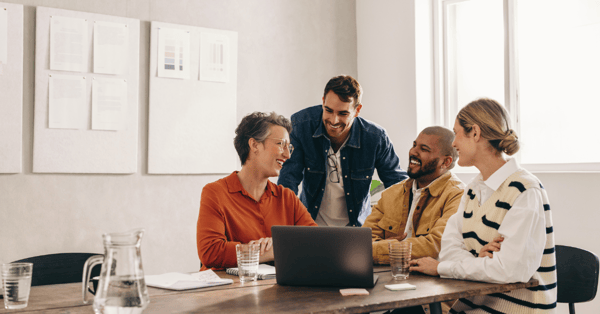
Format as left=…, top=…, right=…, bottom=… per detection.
left=364, top=171, right=465, bottom=264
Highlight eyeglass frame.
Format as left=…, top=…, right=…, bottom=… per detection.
left=265, top=137, right=294, bottom=155
left=327, top=153, right=340, bottom=183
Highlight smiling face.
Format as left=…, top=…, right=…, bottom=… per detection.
left=452, top=118, right=476, bottom=167
left=254, top=125, right=291, bottom=178
left=322, top=91, right=362, bottom=143
left=408, top=133, right=446, bottom=186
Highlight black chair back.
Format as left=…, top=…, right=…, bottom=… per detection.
left=556, top=245, right=599, bottom=313
left=12, top=253, right=103, bottom=286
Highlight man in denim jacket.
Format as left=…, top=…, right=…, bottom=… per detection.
left=278, top=75, right=407, bottom=227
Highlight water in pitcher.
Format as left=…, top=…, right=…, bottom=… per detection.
left=93, top=276, right=149, bottom=314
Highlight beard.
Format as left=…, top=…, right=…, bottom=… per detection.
left=407, top=157, right=439, bottom=179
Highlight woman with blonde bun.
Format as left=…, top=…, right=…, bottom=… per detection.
left=409, top=98, right=557, bottom=314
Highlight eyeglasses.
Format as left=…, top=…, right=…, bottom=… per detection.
left=327, top=153, right=340, bottom=183
left=266, top=138, right=294, bottom=155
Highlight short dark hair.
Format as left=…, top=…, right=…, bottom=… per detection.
left=421, top=126, right=458, bottom=170
left=234, top=112, right=292, bottom=165
left=323, top=75, right=362, bottom=108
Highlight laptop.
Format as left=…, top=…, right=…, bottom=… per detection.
left=271, top=225, right=378, bottom=288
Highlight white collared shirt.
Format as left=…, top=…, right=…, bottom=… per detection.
left=405, top=175, right=446, bottom=238
left=315, top=146, right=349, bottom=227
left=404, top=181, right=422, bottom=238
left=437, top=158, right=547, bottom=284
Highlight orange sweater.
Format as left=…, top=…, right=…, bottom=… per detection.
left=197, top=172, right=317, bottom=270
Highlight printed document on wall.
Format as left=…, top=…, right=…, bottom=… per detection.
left=157, top=27, right=190, bottom=79
left=92, top=78, right=127, bottom=131
left=0, top=7, right=7, bottom=74
left=93, top=21, right=129, bottom=75
left=48, top=75, right=86, bottom=129
left=50, top=15, right=87, bottom=72
left=199, top=32, right=230, bottom=82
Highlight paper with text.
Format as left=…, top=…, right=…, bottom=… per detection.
left=50, top=15, right=87, bottom=72
left=145, top=269, right=233, bottom=290
left=199, top=32, right=230, bottom=82
left=48, top=75, right=86, bottom=129
left=157, top=27, right=190, bottom=79
left=93, top=21, right=129, bottom=75
left=92, top=78, right=127, bottom=131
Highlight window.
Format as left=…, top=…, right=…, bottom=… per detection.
left=434, top=0, right=600, bottom=171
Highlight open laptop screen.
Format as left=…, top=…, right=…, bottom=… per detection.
left=271, top=225, right=376, bottom=288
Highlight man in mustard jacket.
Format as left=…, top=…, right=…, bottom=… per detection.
left=363, top=126, right=465, bottom=265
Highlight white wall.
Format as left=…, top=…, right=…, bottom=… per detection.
left=356, top=0, right=432, bottom=168
left=0, top=0, right=358, bottom=274
left=357, top=1, right=600, bottom=312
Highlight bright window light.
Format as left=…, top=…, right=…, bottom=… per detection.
left=445, top=0, right=505, bottom=127
left=518, top=0, right=600, bottom=164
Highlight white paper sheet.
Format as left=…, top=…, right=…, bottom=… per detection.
left=92, top=78, right=127, bottom=131
left=48, top=75, right=86, bottom=129
left=0, top=7, right=8, bottom=73
left=145, top=270, right=233, bottom=291
left=199, top=32, right=230, bottom=82
left=50, top=15, right=87, bottom=72
left=93, top=21, right=128, bottom=75
left=157, top=27, right=190, bottom=79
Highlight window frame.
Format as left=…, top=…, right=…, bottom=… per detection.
left=432, top=0, right=600, bottom=172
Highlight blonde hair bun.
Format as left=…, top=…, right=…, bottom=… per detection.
left=499, top=129, right=519, bottom=156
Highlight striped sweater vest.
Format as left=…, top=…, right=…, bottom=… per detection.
left=450, top=170, right=557, bottom=314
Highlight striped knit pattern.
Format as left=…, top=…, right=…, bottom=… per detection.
left=451, top=169, right=557, bottom=314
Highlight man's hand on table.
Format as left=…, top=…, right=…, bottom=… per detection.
left=409, top=257, right=440, bottom=276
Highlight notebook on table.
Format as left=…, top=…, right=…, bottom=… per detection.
left=226, top=264, right=276, bottom=280
left=271, top=225, right=378, bottom=288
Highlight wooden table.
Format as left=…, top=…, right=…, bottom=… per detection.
left=1, top=268, right=537, bottom=313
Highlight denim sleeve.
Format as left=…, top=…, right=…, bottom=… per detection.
left=277, top=126, right=305, bottom=194
left=375, top=131, right=408, bottom=188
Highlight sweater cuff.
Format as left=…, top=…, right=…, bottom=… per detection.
left=437, top=261, right=454, bottom=278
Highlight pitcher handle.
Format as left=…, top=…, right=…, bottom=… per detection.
left=82, top=255, right=104, bottom=304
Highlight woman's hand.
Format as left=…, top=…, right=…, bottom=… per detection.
left=479, top=236, right=504, bottom=258
left=250, top=237, right=274, bottom=263
left=409, top=257, right=440, bottom=276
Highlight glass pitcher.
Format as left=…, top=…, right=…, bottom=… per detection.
left=82, top=229, right=150, bottom=314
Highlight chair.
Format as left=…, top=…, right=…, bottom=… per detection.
left=12, top=253, right=103, bottom=286
left=556, top=245, right=599, bottom=314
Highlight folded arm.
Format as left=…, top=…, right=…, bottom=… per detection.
left=437, top=189, right=547, bottom=284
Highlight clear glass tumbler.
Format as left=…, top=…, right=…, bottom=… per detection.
left=235, top=243, right=260, bottom=283
left=2, top=263, right=33, bottom=309
left=389, top=241, right=412, bottom=280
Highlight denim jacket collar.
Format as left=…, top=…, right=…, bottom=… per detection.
left=312, top=117, right=361, bottom=149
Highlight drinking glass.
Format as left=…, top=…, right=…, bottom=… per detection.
left=2, top=263, right=33, bottom=309
left=236, top=243, right=260, bottom=283
left=389, top=241, right=412, bottom=280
